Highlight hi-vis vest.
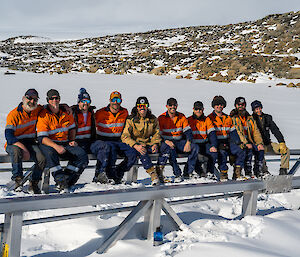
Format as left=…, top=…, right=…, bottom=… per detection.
left=75, top=112, right=92, bottom=140
left=95, top=106, right=128, bottom=140
left=5, top=104, right=44, bottom=148
left=37, top=107, right=75, bottom=143
left=158, top=111, right=191, bottom=140
left=207, top=112, right=236, bottom=140
left=188, top=115, right=215, bottom=143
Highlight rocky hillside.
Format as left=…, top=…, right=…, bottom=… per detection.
left=0, top=11, right=299, bottom=83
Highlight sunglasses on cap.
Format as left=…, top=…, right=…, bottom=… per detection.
left=48, top=96, right=60, bottom=101
left=80, top=99, right=91, bottom=104
left=25, top=95, right=38, bottom=102
left=137, top=103, right=148, bottom=108
left=111, top=97, right=122, bottom=104
left=168, top=104, right=177, bottom=107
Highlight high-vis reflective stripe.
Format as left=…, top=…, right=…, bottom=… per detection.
left=192, top=131, right=207, bottom=135
left=16, top=133, right=36, bottom=139
left=162, top=127, right=183, bottom=133
left=158, top=111, right=190, bottom=141
left=37, top=131, right=49, bottom=137
left=98, top=122, right=124, bottom=128
left=48, top=125, right=74, bottom=135
left=75, top=134, right=91, bottom=139
left=95, top=107, right=128, bottom=139
left=215, top=127, right=231, bottom=131
left=66, top=165, right=79, bottom=172
left=5, top=124, right=16, bottom=130
left=183, top=126, right=191, bottom=132
left=207, top=127, right=215, bottom=134
left=16, top=120, right=37, bottom=129
left=97, top=131, right=122, bottom=137
left=77, top=126, right=91, bottom=132
left=50, top=165, right=62, bottom=173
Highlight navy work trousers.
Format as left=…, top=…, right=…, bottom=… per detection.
left=168, top=140, right=199, bottom=176
left=39, top=144, right=88, bottom=183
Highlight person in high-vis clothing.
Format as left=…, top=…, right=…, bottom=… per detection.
left=71, top=88, right=110, bottom=184
left=121, top=97, right=171, bottom=185
left=37, top=89, right=88, bottom=190
left=187, top=101, right=218, bottom=177
left=207, top=96, right=245, bottom=181
left=251, top=100, right=290, bottom=175
left=5, top=89, right=46, bottom=193
left=158, top=98, right=199, bottom=182
left=93, top=91, right=137, bottom=184
left=230, top=97, right=264, bottom=178
left=71, top=88, right=96, bottom=152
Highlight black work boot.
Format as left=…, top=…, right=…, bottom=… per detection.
left=279, top=168, right=288, bottom=175
left=28, top=180, right=41, bottom=194
left=94, top=172, right=110, bottom=184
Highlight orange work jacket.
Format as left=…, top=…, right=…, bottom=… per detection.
left=95, top=106, right=128, bottom=140
left=37, top=107, right=75, bottom=143
left=158, top=111, right=192, bottom=141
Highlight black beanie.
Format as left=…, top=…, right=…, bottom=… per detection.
left=251, top=100, right=263, bottom=111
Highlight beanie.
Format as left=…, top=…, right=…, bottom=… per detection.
left=251, top=100, right=263, bottom=111
left=78, top=88, right=91, bottom=103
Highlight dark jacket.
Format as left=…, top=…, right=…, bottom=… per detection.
left=252, top=112, right=285, bottom=145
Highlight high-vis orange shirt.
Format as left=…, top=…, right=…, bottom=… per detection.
left=158, top=111, right=192, bottom=141
left=207, top=111, right=236, bottom=140
left=95, top=106, right=128, bottom=140
left=5, top=103, right=44, bottom=148
left=37, top=107, right=75, bottom=143
left=75, top=112, right=92, bottom=140
left=188, top=115, right=215, bottom=143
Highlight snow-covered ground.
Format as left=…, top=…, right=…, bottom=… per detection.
left=0, top=69, right=300, bottom=256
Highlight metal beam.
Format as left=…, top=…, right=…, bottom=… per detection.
left=162, top=199, right=183, bottom=229
left=2, top=212, right=23, bottom=257
left=0, top=179, right=266, bottom=214
left=96, top=200, right=153, bottom=254
left=241, top=190, right=258, bottom=217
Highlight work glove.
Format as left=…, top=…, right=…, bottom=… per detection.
left=279, top=142, right=288, bottom=155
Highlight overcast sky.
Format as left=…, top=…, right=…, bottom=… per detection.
left=0, top=0, right=299, bottom=40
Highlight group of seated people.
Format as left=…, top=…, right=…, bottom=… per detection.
left=4, top=88, right=290, bottom=193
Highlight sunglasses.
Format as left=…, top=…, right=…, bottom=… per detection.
left=168, top=104, right=177, bottom=107
left=48, top=96, right=60, bottom=101
left=26, top=95, right=38, bottom=102
left=194, top=108, right=203, bottom=111
left=111, top=97, right=122, bottom=104
left=137, top=103, right=148, bottom=108
left=237, top=103, right=245, bottom=106
left=80, top=99, right=91, bottom=104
